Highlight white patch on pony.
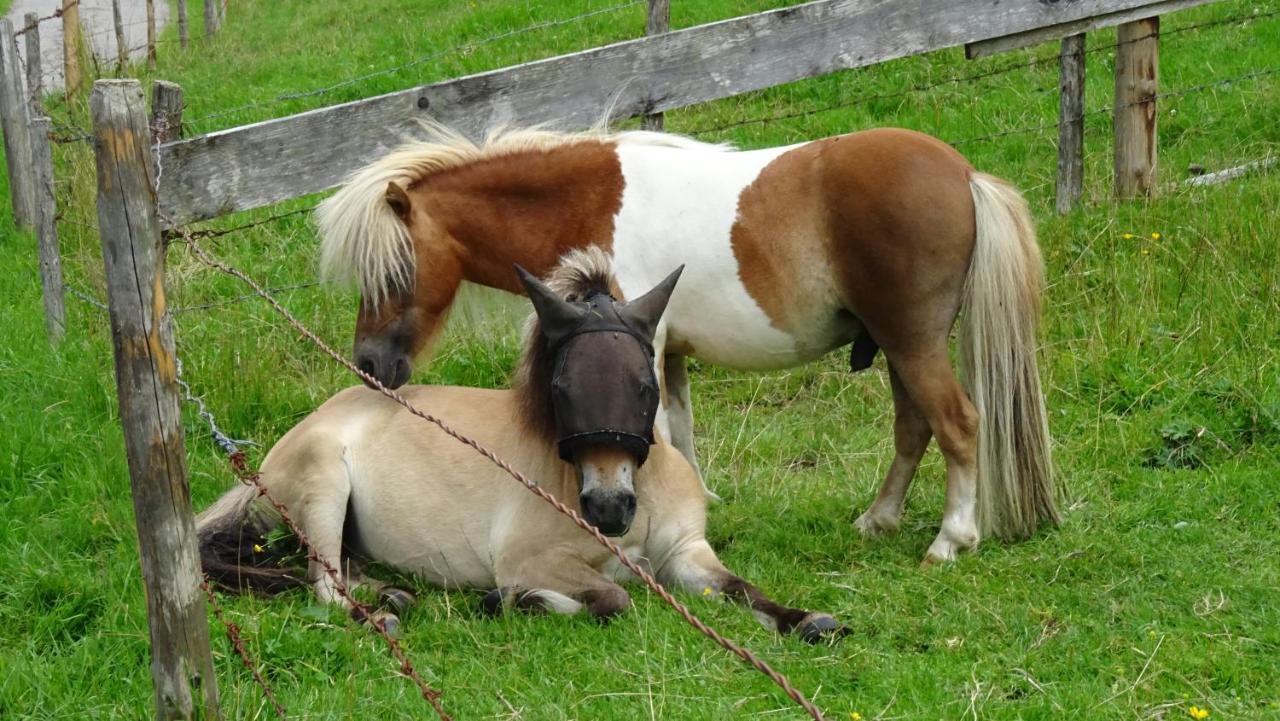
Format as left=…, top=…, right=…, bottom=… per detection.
left=610, top=141, right=809, bottom=370
left=524, top=590, right=584, bottom=615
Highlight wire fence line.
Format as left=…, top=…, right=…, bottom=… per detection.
left=187, top=0, right=645, bottom=129
left=201, top=579, right=288, bottom=719
left=13, top=0, right=81, bottom=36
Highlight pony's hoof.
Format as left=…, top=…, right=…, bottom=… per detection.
left=379, top=587, right=417, bottom=614
left=854, top=510, right=900, bottom=537
left=795, top=613, right=844, bottom=644
left=480, top=588, right=505, bottom=617
left=379, top=615, right=400, bottom=638
left=361, top=610, right=401, bottom=637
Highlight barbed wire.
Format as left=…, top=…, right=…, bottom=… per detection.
left=201, top=580, right=288, bottom=719
left=178, top=204, right=319, bottom=240
left=13, top=0, right=80, bottom=36
left=188, top=0, right=643, bottom=128
left=172, top=281, right=323, bottom=314
left=176, top=233, right=829, bottom=721
left=685, top=4, right=1280, bottom=137
left=66, top=284, right=108, bottom=311
left=949, top=64, right=1280, bottom=146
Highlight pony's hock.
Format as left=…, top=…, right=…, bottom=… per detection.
left=198, top=249, right=842, bottom=644
left=317, top=124, right=1059, bottom=565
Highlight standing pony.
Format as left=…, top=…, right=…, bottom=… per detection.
left=198, top=250, right=841, bottom=641
left=316, top=124, right=1058, bottom=564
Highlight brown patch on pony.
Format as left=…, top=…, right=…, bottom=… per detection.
left=513, top=248, right=620, bottom=442
left=730, top=129, right=977, bottom=355
left=411, top=141, right=624, bottom=293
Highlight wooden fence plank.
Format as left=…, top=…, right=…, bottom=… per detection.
left=30, top=116, right=65, bottom=342
left=155, top=0, right=1206, bottom=223
left=1056, top=34, right=1086, bottom=214
left=62, top=0, right=83, bottom=93
left=0, top=18, right=36, bottom=228
left=90, top=79, right=221, bottom=721
left=641, top=0, right=670, bottom=132
left=147, top=0, right=157, bottom=68
left=23, top=13, right=42, bottom=112
left=204, top=0, right=219, bottom=38
left=152, top=80, right=184, bottom=143
left=178, top=0, right=189, bottom=48
left=111, top=0, right=128, bottom=71
left=1115, top=17, right=1159, bottom=198
left=966, top=0, right=1208, bottom=59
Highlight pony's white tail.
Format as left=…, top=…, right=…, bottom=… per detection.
left=962, top=173, right=1059, bottom=541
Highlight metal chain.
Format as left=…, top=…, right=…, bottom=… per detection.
left=174, top=357, right=254, bottom=456
left=201, top=580, right=288, bottom=719
left=177, top=233, right=828, bottom=721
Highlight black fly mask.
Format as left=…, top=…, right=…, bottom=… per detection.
left=515, top=264, right=684, bottom=467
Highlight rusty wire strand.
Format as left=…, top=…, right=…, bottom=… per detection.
left=178, top=233, right=828, bottom=721
left=201, top=579, right=289, bottom=720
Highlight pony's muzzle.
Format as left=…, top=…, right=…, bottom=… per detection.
left=579, top=489, right=637, bottom=537
left=354, top=343, right=412, bottom=389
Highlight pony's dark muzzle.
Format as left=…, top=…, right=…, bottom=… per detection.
left=354, top=345, right=412, bottom=389
left=579, top=490, right=637, bottom=537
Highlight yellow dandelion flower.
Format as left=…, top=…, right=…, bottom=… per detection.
left=1188, top=705, right=1209, bottom=720
left=1122, top=233, right=1136, bottom=239
left=850, top=713, right=863, bottom=721
left=253, top=544, right=265, bottom=553
left=1151, top=232, right=1162, bottom=240
left=702, top=587, right=714, bottom=597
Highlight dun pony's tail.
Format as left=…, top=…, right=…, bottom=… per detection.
left=962, top=173, right=1060, bottom=541
left=197, top=484, right=305, bottom=594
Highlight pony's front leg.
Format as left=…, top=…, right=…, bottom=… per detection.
left=295, top=479, right=403, bottom=634
left=485, top=555, right=631, bottom=621
left=661, top=351, right=719, bottom=501
left=659, top=540, right=842, bottom=643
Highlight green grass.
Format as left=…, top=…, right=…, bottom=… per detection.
left=2, top=0, right=1280, bottom=718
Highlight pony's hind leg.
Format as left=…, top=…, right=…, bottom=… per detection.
left=855, top=367, right=932, bottom=535
left=659, top=539, right=842, bottom=643
left=887, top=350, right=981, bottom=565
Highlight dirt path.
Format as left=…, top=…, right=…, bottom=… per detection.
left=7, top=0, right=170, bottom=92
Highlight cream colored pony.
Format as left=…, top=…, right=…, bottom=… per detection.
left=198, top=249, right=840, bottom=641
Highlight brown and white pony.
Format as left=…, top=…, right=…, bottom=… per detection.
left=198, top=249, right=840, bottom=641
left=315, top=124, right=1059, bottom=564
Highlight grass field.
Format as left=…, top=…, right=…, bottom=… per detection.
left=2, top=0, right=1279, bottom=719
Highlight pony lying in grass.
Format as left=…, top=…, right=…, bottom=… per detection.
left=316, top=124, right=1059, bottom=565
left=197, top=249, right=840, bottom=641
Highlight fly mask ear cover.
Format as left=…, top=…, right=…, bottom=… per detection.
left=548, top=289, right=661, bottom=465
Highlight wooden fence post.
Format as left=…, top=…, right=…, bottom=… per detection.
left=62, top=0, right=83, bottom=93
left=30, top=116, right=65, bottom=342
left=112, top=0, right=129, bottom=72
left=90, top=79, right=221, bottom=721
left=147, top=0, right=157, bottom=68
left=1114, top=17, right=1159, bottom=199
left=178, top=0, right=189, bottom=48
left=204, top=0, right=220, bottom=38
left=1056, top=33, right=1085, bottom=214
left=0, top=18, right=36, bottom=228
left=23, top=13, right=43, bottom=112
left=642, top=0, right=670, bottom=131
left=151, top=80, right=184, bottom=143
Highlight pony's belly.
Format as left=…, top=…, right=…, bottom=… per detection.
left=666, top=304, right=822, bottom=370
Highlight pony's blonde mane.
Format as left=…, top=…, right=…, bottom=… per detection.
left=315, top=122, right=727, bottom=302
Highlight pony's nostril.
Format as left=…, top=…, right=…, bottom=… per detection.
left=624, top=495, right=637, bottom=515
left=357, top=358, right=377, bottom=378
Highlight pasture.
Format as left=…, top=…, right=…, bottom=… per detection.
left=1, top=0, right=1278, bottom=718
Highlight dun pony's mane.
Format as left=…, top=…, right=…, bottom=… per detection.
left=514, top=247, right=619, bottom=441
left=314, top=122, right=729, bottom=303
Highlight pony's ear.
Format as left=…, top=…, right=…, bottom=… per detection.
left=385, top=182, right=412, bottom=221
left=619, top=265, right=683, bottom=341
left=514, top=264, right=586, bottom=345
